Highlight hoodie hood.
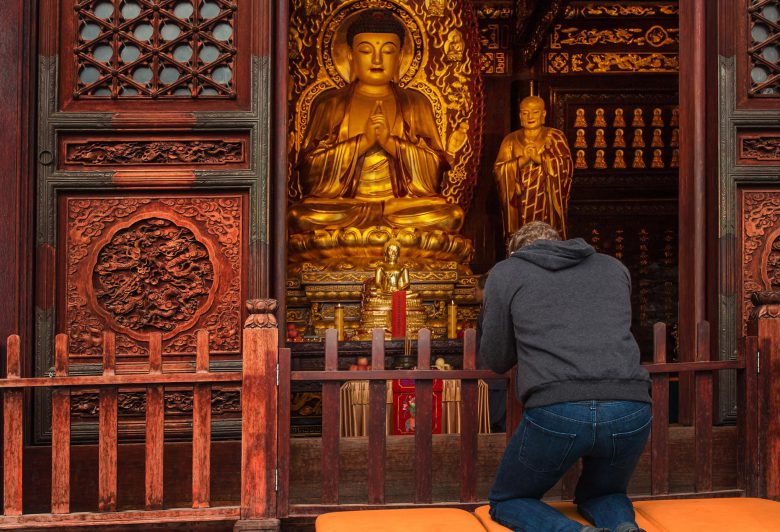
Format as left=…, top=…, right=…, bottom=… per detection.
left=511, top=238, right=595, bottom=271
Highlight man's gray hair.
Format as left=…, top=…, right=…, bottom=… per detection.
left=507, top=221, right=561, bottom=255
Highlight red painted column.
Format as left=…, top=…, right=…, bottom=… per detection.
left=0, top=0, right=34, bottom=371
left=678, top=0, right=710, bottom=423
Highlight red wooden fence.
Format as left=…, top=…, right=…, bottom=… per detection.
left=0, top=301, right=280, bottom=530
left=277, top=321, right=767, bottom=519
left=0, top=308, right=777, bottom=529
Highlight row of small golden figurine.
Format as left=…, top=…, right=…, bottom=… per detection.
left=575, top=127, right=679, bottom=149
left=574, top=107, right=680, bottom=128
left=575, top=148, right=679, bottom=170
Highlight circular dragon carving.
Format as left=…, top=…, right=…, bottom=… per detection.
left=91, top=217, right=216, bottom=338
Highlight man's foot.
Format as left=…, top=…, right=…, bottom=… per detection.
left=615, top=523, right=645, bottom=532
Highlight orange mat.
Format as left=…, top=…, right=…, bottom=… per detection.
left=475, top=498, right=780, bottom=531
left=315, top=508, right=487, bottom=532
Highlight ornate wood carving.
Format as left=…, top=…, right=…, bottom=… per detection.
left=57, top=0, right=253, bottom=111
left=739, top=133, right=780, bottom=163
left=741, top=191, right=780, bottom=335
left=70, top=388, right=241, bottom=418
left=63, top=194, right=244, bottom=357
left=244, top=299, right=278, bottom=329
left=544, top=2, right=679, bottom=75
left=92, top=217, right=216, bottom=338
left=62, top=136, right=246, bottom=169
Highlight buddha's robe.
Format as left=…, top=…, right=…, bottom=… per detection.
left=289, top=83, right=464, bottom=232
left=494, top=127, right=573, bottom=238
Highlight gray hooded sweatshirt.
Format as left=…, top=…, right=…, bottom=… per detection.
left=479, top=238, right=651, bottom=408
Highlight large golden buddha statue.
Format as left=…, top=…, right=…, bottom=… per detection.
left=494, top=96, right=573, bottom=239
left=289, top=9, right=464, bottom=234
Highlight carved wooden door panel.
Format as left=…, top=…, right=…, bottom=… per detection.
left=35, top=0, right=271, bottom=442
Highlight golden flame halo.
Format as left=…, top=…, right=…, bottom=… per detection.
left=318, top=0, right=427, bottom=88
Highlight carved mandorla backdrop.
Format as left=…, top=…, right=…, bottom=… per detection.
left=287, top=0, right=484, bottom=215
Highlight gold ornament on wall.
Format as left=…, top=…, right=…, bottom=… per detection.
left=632, top=128, right=645, bottom=148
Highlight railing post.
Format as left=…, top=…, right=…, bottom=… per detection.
left=235, top=299, right=280, bottom=531
left=748, top=291, right=780, bottom=500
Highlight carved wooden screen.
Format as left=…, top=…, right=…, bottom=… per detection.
left=34, top=0, right=271, bottom=443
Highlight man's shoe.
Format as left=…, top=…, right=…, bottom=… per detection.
left=615, top=523, right=645, bottom=532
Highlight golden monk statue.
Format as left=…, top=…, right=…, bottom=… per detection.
left=494, top=96, right=573, bottom=238
left=289, top=9, right=464, bottom=233
left=358, top=239, right=425, bottom=339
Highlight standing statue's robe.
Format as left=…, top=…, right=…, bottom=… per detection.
left=493, top=127, right=573, bottom=238
left=290, top=83, right=464, bottom=232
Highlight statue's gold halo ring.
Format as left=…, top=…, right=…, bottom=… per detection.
left=318, top=0, right=427, bottom=88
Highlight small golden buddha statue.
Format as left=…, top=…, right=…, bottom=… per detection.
left=670, top=148, right=680, bottom=168
left=575, top=129, right=587, bottom=148
left=670, top=107, right=680, bottom=127
left=494, top=96, right=573, bottom=238
left=594, top=108, right=607, bottom=127
left=357, top=240, right=426, bottom=340
left=670, top=128, right=680, bottom=148
left=594, top=149, right=607, bottom=169
left=632, top=149, right=646, bottom=169
left=651, top=149, right=664, bottom=168
left=613, top=149, right=627, bottom=169
left=613, top=128, right=626, bottom=148
left=632, top=108, right=645, bottom=127
left=594, top=128, right=607, bottom=148
left=613, top=108, right=626, bottom=127
left=575, top=149, right=588, bottom=169
left=651, top=128, right=664, bottom=147
left=289, top=10, right=464, bottom=234
left=574, top=108, right=588, bottom=127
left=632, top=129, right=645, bottom=148
left=651, top=108, right=664, bottom=127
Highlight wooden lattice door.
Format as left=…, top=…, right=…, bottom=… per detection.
left=34, top=0, right=273, bottom=443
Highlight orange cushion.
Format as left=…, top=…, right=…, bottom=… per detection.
left=475, top=503, right=658, bottom=531
left=475, top=503, right=589, bottom=531
left=315, top=508, right=486, bottom=532
left=633, top=497, right=780, bottom=531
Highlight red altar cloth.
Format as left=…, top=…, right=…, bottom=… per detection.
left=391, top=379, right=443, bottom=435
left=391, top=291, right=407, bottom=338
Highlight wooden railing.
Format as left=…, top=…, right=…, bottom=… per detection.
left=1, top=310, right=777, bottom=528
left=0, top=300, right=280, bottom=530
left=278, top=320, right=769, bottom=519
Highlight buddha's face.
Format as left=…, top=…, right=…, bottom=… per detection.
left=349, top=33, right=402, bottom=86
left=385, top=244, right=400, bottom=263
left=520, top=100, right=546, bottom=130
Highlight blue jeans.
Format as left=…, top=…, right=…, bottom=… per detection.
left=489, top=400, right=652, bottom=532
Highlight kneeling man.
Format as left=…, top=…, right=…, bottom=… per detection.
left=480, top=222, right=651, bottom=532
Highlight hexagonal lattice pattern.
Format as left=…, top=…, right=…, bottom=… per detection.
left=749, top=0, right=780, bottom=96
left=75, top=0, right=237, bottom=98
